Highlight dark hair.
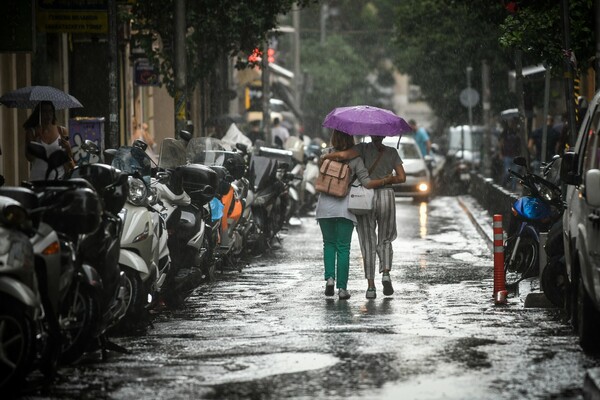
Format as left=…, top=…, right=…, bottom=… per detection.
left=273, top=117, right=280, bottom=125
left=330, top=129, right=354, bottom=151
left=23, top=101, right=56, bottom=129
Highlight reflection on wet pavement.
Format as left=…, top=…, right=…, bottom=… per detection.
left=27, top=196, right=597, bottom=400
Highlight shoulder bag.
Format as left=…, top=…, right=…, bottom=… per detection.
left=347, top=150, right=385, bottom=215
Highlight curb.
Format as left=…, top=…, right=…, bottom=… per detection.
left=457, top=195, right=493, bottom=252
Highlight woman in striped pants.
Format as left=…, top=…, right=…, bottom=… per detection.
left=323, top=135, right=405, bottom=299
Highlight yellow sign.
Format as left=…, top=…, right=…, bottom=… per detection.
left=37, top=10, right=108, bottom=34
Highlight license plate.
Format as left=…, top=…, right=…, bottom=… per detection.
left=460, top=173, right=470, bottom=181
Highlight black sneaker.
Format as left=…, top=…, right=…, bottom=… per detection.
left=382, top=274, right=394, bottom=296
left=325, top=277, right=335, bottom=296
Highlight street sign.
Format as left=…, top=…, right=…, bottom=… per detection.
left=460, top=88, right=480, bottom=108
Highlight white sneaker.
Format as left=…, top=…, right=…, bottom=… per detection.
left=325, top=277, right=335, bottom=296
left=338, top=288, right=351, bottom=300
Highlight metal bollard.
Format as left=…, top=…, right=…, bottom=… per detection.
left=493, top=214, right=508, bottom=304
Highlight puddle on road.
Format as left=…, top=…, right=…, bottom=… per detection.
left=183, top=352, right=339, bottom=385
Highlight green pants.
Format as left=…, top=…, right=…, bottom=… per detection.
left=318, top=217, right=355, bottom=290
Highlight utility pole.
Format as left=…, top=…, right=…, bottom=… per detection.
left=107, top=0, right=119, bottom=149
left=320, top=3, right=328, bottom=45
left=482, top=60, right=492, bottom=177
left=515, top=49, right=529, bottom=163
left=174, top=0, right=187, bottom=139
left=293, top=5, right=302, bottom=109
left=561, top=0, right=577, bottom=146
left=262, top=40, right=271, bottom=145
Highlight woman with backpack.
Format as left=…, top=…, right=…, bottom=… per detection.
left=322, top=134, right=405, bottom=299
left=316, top=130, right=390, bottom=300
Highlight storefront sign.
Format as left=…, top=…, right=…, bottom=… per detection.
left=37, top=0, right=108, bottom=34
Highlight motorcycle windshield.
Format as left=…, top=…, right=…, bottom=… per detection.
left=186, top=137, right=228, bottom=165
left=159, top=138, right=187, bottom=169
left=111, top=146, right=151, bottom=183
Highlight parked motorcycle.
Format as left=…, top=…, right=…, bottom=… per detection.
left=244, top=145, right=294, bottom=254
left=107, top=143, right=169, bottom=328
left=67, top=162, right=130, bottom=358
left=538, top=155, right=568, bottom=307
left=186, top=137, right=248, bottom=269
left=504, top=156, right=563, bottom=287
left=0, top=195, right=40, bottom=395
left=154, top=134, right=216, bottom=306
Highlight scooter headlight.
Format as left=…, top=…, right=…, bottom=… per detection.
left=0, top=229, right=34, bottom=271
left=128, top=176, right=148, bottom=206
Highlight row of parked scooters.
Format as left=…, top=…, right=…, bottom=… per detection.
left=0, top=129, right=321, bottom=395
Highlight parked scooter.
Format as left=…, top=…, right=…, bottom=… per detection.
left=107, top=142, right=169, bottom=328
left=67, top=162, right=130, bottom=358
left=244, top=145, right=294, bottom=254
left=154, top=134, right=216, bottom=306
left=0, top=195, right=41, bottom=395
left=504, top=156, right=563, bottom=287
left=5, top=143, right=107, bottom=370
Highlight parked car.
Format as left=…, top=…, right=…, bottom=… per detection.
left=560, top=89, right=600, bottom=353
left=382, top=136, right=431, bottom=201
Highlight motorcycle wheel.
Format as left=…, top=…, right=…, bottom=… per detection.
left=200, top=233, right=216, bottom=282
left=541, top=257, right=568, bottom=308
left=59, top=285, right=98, bottom=365
left=0, top=297, right=35, bottom=395
left=504, top=236, right=538, bottom=286
left=110, top=268, right=147, bottom=334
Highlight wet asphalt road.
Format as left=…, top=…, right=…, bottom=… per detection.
left=23, top=196, right=599, bottom=400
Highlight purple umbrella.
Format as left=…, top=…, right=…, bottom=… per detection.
left=322, top=105, right=412, bottom=136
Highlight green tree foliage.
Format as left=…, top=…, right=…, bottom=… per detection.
left=499, top=0, right=594, bottom=72
left=392, top=0, right=516, bottom=127
left=297, top=1, right=399, bottom=136
left=301, top=35, right=371, bottom=136
left=129, top=0, right=313, bottom=96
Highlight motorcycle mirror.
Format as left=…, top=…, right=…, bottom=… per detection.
left=82, top=139, right=100, bottom=155
left=133, top=139, right=148, bottom=151
left=179, top=130, right=193, bottom=142
left=27, top=142, right=48, bottom=162
left=156, top=171, right=170, bottom=183
left=513, top=156, right=527, bottom=167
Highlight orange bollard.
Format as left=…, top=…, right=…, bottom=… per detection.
left=493, top=214, right=507, bottom=304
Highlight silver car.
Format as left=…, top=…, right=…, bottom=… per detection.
left=382, top=136, right=431, bottom=201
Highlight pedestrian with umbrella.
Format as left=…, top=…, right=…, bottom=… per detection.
left=0, top=86, right=82, bottom=180
left=316, top=129, right=391, bottom=300
left=23, top=101, right=75, bottom=180
left=321, top=105, right=410, bottom=299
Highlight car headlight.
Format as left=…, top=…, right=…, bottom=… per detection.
left=128, top=176, right=148, bottom=206
left=418, top=182, right=429, bottom=192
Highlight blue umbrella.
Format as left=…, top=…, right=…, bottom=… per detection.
left=0, top=85, right=83, bottom=109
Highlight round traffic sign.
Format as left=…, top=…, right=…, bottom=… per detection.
left=460, top=88, right=480, bottom=107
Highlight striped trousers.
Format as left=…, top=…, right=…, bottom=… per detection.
left=356, top=188, right=397, bottom=279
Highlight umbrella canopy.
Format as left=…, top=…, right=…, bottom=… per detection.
left=0, top=85, right=83, bottom=109
left=322, top=105, right=411, bottom=136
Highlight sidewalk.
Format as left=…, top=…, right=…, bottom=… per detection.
left=456, top=195, right=550, bottom=307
